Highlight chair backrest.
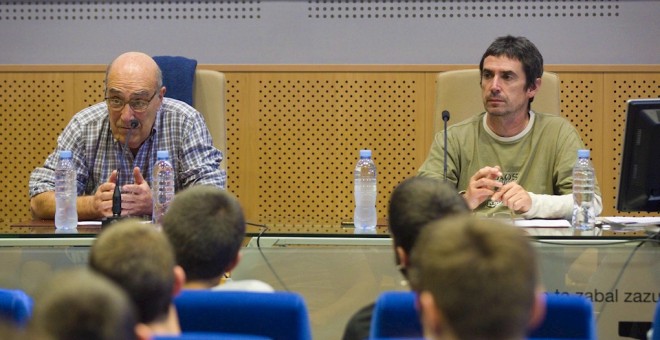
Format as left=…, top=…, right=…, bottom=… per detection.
left=193, top=69, right=227, bottom=173
left=652, top=299, right=660, bottom=340
left=369, top=291, right=422, bottom=339
left=154, top=56, right=227, bottom=174
left=153, top=55, right=198, bottom=106
left=527, top=294, right=596, bottom=340
left=0, top=288, right=33, bottom=326
left=174, top=290, right=312, bottom=340
left=154, top=332, right=271, bottom=340
left=434, top=69, right=561, bottom=133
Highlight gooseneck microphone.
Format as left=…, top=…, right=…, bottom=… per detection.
left=442, top=110, right=450, bottom=182
left=103, top=119, right=139, bottom=228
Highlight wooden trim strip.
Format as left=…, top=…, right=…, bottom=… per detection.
left=0, top=64, right=657, bottom=73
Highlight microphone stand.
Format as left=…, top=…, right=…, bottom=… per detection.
left=442, top=110, right=450, bottom=182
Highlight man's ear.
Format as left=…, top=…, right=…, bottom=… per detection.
left=528, top=289, right=547, bottom=331
left=172, top=265, right=186, bottom=297
left=396, top=246, right=409, bottom=268
left=134, top=322, right=152, bottom=340
left=527, top=77, right=542, bottom=98
left=418, top=290, right=444, bottom=338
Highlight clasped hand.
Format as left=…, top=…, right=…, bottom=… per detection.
left=93, top=167, right=153, bottom=217
left=464, top=165, right=531, bottom=213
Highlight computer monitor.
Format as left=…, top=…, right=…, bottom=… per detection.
left=616, top=98, right=660, bottom=212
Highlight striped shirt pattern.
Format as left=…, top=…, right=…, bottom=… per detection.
left=29, top=98, right=226, bottom=198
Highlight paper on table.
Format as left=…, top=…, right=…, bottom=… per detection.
left=78, top=221, right=102, bottom=226
left=514, top=219, right=571, bottom=228
left=601, top=216, right=660, bottom=225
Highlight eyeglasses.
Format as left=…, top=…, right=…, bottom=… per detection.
left=105, top=90, right=158, bottom=112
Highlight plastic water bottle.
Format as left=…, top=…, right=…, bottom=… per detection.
left=55, top=150, right=78, bottom=230
left=354, top=149, right=377, bottom=230
left=152, top=150, right=175, bottom=225
left=571, top=149, right=596, bottom=230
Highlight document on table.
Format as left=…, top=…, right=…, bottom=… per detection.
left=600, top=216, right=660, bottom=225
left=78, top=221, right=101, bottom=226
left=513, top=219, right=571, bottom=228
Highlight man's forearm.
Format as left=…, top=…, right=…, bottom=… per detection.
left=30, top=192, right=102, bottom=220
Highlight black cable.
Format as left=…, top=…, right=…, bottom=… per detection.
left=595, top=237, right=649, bottom=323
left=246, top=221, right=290, bottom=292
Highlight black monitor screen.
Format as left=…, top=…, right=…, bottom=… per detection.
left=616, top=98, right=660, bottom=212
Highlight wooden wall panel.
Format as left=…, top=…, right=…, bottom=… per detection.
left=0, top=72, right=75, bottom=231
left=1, top=66, right=658, bottom=232
left=235, top=72, right=427, bottom=232
left=601, top=73, right=660, bottom=217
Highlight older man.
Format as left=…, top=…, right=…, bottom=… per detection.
left=29, top=52, right=225, bottom=220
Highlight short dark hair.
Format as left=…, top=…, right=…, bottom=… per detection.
left=388, top=177, right=469, bottom=256
left=479, top=35, right=544, bottom=91
left=162, top=185, right=246, bottom=282
left=89, top=220, right=175, bottom=324
left=408, top=216, right=538, bottom=340
left=30, top=268, right=137, bottom=340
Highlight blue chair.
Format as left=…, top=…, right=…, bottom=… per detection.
left=528, top=293, right=596, bottom=340
left=369, top=291, right=422, bottom=339
left=153, top=55, right=197, bottom=106
left=651, top=299, right=660, bottom=340
left=154, top=332, right=271, bottom=340
left=0, top=288, right=33, bottom=326
left=174, top=290, right=312, bottom=340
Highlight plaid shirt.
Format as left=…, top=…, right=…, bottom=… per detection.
left=29, top=98, right=226, bottom=198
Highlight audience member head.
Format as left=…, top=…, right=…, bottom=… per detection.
left=162, top=185, right=246, bottom=288
left=29, top=267, right=141, bottom=340
left=388, top=177, right=469, bottom=272
left=104, top=52, right=165, bottom=149
left=408, top=216, right=545, bottom=340
left=479, top=35, right=544, bottom=91
left=89, top=220, right=184, bottom=327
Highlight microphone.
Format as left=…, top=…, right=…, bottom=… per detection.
left=102, top=119, right=139, bottom=228
left=112, top=169, right=122, bottom=217
left=442, top=110, right=450, bottom=182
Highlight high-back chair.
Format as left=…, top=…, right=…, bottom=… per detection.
left=649, top=298, right=659, bottom=340
left=528, top=293, right=597, bottom=340
left=153, top=56, right=228, bottom=175
left=434, top=69, right=561, bottom=133
left=154, top=332, right=272, bottom=340
left=369, top=291, right=422, bottom=339
left=174, top=290, right=312, bottom=340
left=193, top=69, right=227, bottom=174
left=0, top=288, right=33, bottom=327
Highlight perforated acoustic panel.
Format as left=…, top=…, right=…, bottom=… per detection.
left=602, top=74, right=659, bottom=216
left=0, top=73, right=74, bottom=231
left=308, top=0, right=621, bottom=19
left=227, top=73, right=429, bottom=233
left=0, top=1, right=262, bottom=21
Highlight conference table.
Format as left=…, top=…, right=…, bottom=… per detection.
left=3, top=219, right=659, bottom=340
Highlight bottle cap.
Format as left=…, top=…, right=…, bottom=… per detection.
left=577, top=149, right=590, bottom=158
left=157, top=150, right=169, bottom=159
left=359, top=149, right=372, bottom=158
left=59, top=150, right=72, bottom=159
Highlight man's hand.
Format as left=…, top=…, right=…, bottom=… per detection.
left=119, top=167, right=153, bottom=217
left=491, top=182, right=532, bottom=214
left=93, top=170, right=119, bottom=217
left=464, top=166, right=503, bottom=210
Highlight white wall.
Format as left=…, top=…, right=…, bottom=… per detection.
left=0, top=0, right=658, bottom=65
